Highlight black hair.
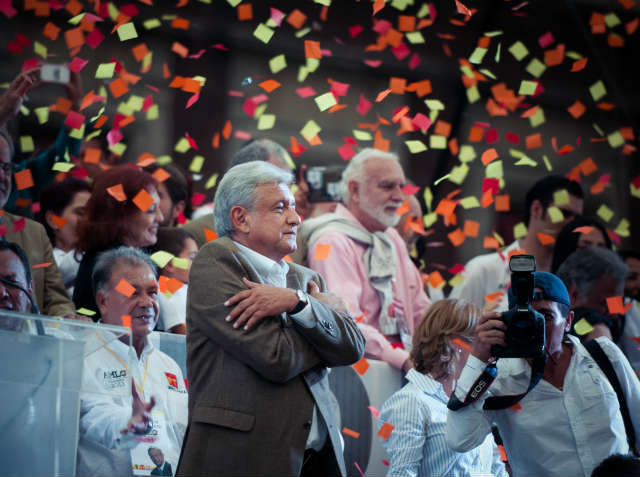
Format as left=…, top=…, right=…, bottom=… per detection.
left=524, top=175, right=584, bottom=226
left=36, top=177, right=92, bottom=244
left=149, top=227, right=196, bottom=259
left=0, top=241, right=32, bottom=285
left=551, top=216, right=612, bottom=273
left=619, top=249, right=640, bottom=262
left=591, top=453, right=640, bottom=477
left=143, top=164, right=188, bottom=206
left=569, top=306, right=623, bottom=343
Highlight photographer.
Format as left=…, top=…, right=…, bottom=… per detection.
left=445, top=271, right=640, bottom=477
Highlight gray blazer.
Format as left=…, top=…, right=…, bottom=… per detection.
left=177, top=237, right=365, bottom=477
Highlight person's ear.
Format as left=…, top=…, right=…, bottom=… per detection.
left=568, top=284, right=579, bottom=307
left=565, top=309, right=574, bottom=332
left=347, top=179, right=360, bottom=204
left=174, top=200, right=186, bottom=217
left=44, top=210, right=57, bottom=230
left=96, top=289, right=109, bottom=316
left=229, top=205, right=251, bottom=234
left=530, top=199, right=544, bottom=222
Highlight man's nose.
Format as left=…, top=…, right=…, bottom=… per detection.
left=288, top=209, right=301, bottom=225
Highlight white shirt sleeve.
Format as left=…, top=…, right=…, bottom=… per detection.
left=158, top=287, right=188, bottom=331
left=445, top=354, right=494, bottom=452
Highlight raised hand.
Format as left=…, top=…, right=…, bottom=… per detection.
left=121, top=380, right=156, bottom=435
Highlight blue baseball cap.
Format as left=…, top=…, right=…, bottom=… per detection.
left=508, top=271, right=571, bottom=309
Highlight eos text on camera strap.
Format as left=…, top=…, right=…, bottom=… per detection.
left=447, top=354, right=546, bottom=411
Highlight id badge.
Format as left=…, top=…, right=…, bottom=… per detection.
left=130, top=410, right=178, bottom=476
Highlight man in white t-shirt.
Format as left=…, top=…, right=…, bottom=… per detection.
left=450, top=175, right=584, bottom=312
left=77, top=247, right=187, bottom=477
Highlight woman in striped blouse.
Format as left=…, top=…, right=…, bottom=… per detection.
left=379, top=299, right=508, bottom=477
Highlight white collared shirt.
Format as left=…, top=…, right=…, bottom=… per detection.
left=446, top=335, right=640, bottom=477
left=233, top=241, right=326, bottom=451
left=77, top=331, right=188, bottom=476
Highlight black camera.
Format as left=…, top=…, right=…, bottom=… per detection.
left=304, top=166, right=344, bottom=203
left=491, top=255, right=546, bottom=359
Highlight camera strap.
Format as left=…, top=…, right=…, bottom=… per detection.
left=447, top=354, right=546, bottom=411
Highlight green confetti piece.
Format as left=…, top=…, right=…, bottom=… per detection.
left=514, top=156, right=537, bottom=167
left=529, top=107, right=546, bottom=127
left=459, top=196, right=480, bottom=209
left=424, top=99, right=445, bottom=110
left=68, top=12, right=85, bottom=24
left=553, top=189, right=570, bottom=206
left=485, top=160, right=503, bottom=178
left=417, top=3, right=429, bottom=17
left=423, top=212, right=437, bottom=228
left=429, top=135, right=447, bottom=149
left=508, top=41, right=528, bottom=61
left=405, top=140, right=427, bottom=153
left=315, top=92, right=337, bottom=111
left=574, top=318, right=594, bottom=336
left=226, top=0, right=242, bottom=6
left=254, top=23, right=275, bottom=44
left=69, top=123, right=85, bottom=139
left=269, top=54, right=287, bottom=74
left=189, top=155, right=205, bottom=173
left=295, top=27, right=311, bottom=38
left=484, top=30, right=503, bottom=37
left=526, top=58, right=546, bottom=78
left=469, top=47, right=487, bottom=65
left=300, top=120, right=321, bottom=141
left=51, top=162, right=75, bottom=172
left=34, top=41, right=47, bottom=58
left=76, top=307, right=96, bottom=316
left=466, top=85, right=480, bottom=103
left=542, top=155, right=552, bottom=171
left=34, top=106, right=49, bottom=124
left=146, top=104, right=159, bottom=120
left=448, top=164, right=469, bottom=185
left=174, top=137, right=191, bottom=153
left=257, top=113, right=275, bottom=130
left=150, top=250, right=174, bottom=268
left=423, top=187, right=433, bottom=212
left=306, top=57, right=320, bottom=73
left=593, top=123, right=604, bottom=136
left=171, top=257, right=190, bottom=270
left=565, top=51, right=582, bottom=60
left=459, top=145, right=476, bottom=162
left=518, top=80, right=538, bottom=95
left=19, top=136, right=34, bottom=153
left=156, top=155, right=172, bottom=165
left=143, top=18, right=162, bottom=29
left=495, top=42, right=501, bottom=62
left=110, top=142, right=127, bottom=156
left=589, top=80, right=606, bottom=101
left=405, top=31, right=425, bottom=44
left=479, top=68, right=496, bottom=79
left=547, top=206, right=564, bottom=223
left=353, top=130, right=373, bottom=141
left=205, top=173, right=219, bottom=189
left=449, top=273, right=464, bottom=288
left=597, top=204, right=614, bottom=223
left=95, top=62, right=116, bottom=79
left=117, top=22, right=138, bottom=41
left=434, top=173, right=451, bottom=186
left=607, top=130, right=624, bottom=148
left=513, top=222, right=528, bottom=239
left=604, top=13, right=621, bottom=28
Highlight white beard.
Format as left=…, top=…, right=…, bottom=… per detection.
left=360, top=190, right=402, bottom=228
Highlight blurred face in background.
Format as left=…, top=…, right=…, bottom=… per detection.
left=48, top=190, right=91, bottom=251
left=0, top=136, right=12, bottom=209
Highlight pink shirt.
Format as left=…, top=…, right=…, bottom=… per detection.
left=306, top=204, right=432, bottom=369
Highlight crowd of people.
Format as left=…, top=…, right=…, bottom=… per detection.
left=1, top=67, right=640, bottom=477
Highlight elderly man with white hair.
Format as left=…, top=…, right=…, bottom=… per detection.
left=301, top=148, right=431, bottom=372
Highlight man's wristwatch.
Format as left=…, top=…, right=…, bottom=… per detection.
left=290, top=289, right=309, bottom=314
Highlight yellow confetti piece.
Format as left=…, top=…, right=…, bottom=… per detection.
left=95, top=62, right=116, bottom=79
left=34, top=106, right=49, bottom=124
left=589, top=80, right=606, bottom=101
left=150, top=251, right=174, bottom=268
left=553, top=189, right=570, bottom=206
left=526, top=58, right=546, bottom=78
left=205, top=173, right=219, bottom=189
left=314, top=92, right=337, bottom=112
left=459, top=196, right=480, bottom=209
left=607, top=131, right=624, bottom=148
left=518, top=80, right=538, bottom=95
left=508, top=41, right=529, bottom=61
left=596, top=204, right=614, bottom=223
left=405, top=140, right=427, bottom=153
left=172, top=257, right=190, bottom=270
left=448, top=164, right=469, bottom=185
left=254, top=23, right=275, bottom=44
left=513, top=222, right=528, bottom=239
left=574, top=318, right=594, bottom=336
left=353, top=130, right=373, bottom=141
left=405, top=31, right=425, bottom=44
left=300, top=120, right=321, bottom=141
left=449, top=273, right=465, bottom=288
left=33, top=41, right=47, bottom=58
left=117, top=22, right=138, bottom=41
left=423, top=212, right=437, bottom=228
left=146, top=104, right=159, bottom=120
left=20, top=136, right=34, bottom=153
left=257, top=113, right=275, bottom=130
left=486, top=160, right=504, bottom=179
left=51, top=162, right=75, bottom=172
left=189, top=155, right=205, bottom=173
left=269, top=54, right=287, bottom=74
left=469, top=47, right=488, bottom=64
left=547, top=206, right=564, bottom=223
left=143, top=18, right=162, bottom=29
left=174, top=137, right=191, bottom=153
left=76, top=307, right=96, bottom=316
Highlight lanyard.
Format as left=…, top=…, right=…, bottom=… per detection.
left=94, top=332, right=150, bottom=395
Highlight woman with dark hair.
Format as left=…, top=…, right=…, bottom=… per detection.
left=36, top=177, right=91, bottom=296
left=551, top=215, right=612, bottom=274
left=379, top=299, right=507, bottom=477
left=72, top=165, right=163, bottom=318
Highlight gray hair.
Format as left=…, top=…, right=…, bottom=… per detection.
left=214, top=161, right=293, bottom=237
left=339, top=148, right=399, bottom=206
left=229, top=139, right=291, bottom=172
left=92, top=246, right=157, bottom=296
left=0, top=126, right=14, bottom=160
left=556, top=246, right=629, bottom=296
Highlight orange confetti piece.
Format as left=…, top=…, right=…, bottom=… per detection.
left=108, top=78, right=129, bottom=98
left=204, top=228, right=218, bottom=242
left=237, top=3, right=253, bottom=20
left=171, top=17, right=190, bottom=30
left=121, top=314, right=132, bottom=329
left=525, top=133, right=542, bottom=149
left=51, top=214, right=67, bottom=229
left=258, top=79, right=281, bottom=93
left=106, top=184, right=127, bottom=202
left=406, top=80, right=432, bottom=97
left=448, top=228, right=466, bottom=247
left=159, top=275, right=184, bottom=295
left=375, top=89, right=392, bottom=102
left=573, top=226, right=595, bottom=235
left=313, top=243, right=332, bottom=261
left=578, top=157, right=597, bottom=175
left=485, top=291, right=504, bottom=303
left=43, top=21, right=60, bottom=41
left=481, top=148, right=498, bottom=166
left=137, top=152, right=156, bottom=167
left=132, top=188, right=155, bottom=212
left=389, top=77, right=407, bottom=94
left=342, top=427, right=360, bottom=439
left=484, top=237, right=500, bottom=249
left=510, top=402, right=522, bottom=411
left=428, top=271, right=445, bottom=289
left=434, top=120, right=452, bottom=137
left=498, top=445, right=508, bottom=461
left=352, top=357, right=370, bottom=375
left=286, top=9, right=307, bottom=29
left=64, top=27, right=84, bottom=50
left=14, top=170, right=34, bottom=190
left=374, top=130, right=390, bottom=151
left=32, top=262, right=53, bottom=269
left=222, top=120, right=232, bottom=140
left=131, top=43, right=150, bottom=62
left=567, top=100, right=586, bottom=119
left=571, top=58, right=588, bottom=72
left=94, top=115, right=108, bottom=129
left=115, top=278, right=136, bottom=297
left=606, top=296, right=632, bottom=315
left=151, top=168, right=171, bottom=183
left=536, top=233, right=555, bottom=246
left=463, top=220, right=480, bottom=238
left=452, top=338, right=472, bottom=351
left=304, top=40, right=322, bottom=59
left=398, top=15, right=416, bottom=31
left=435, top=199, right=457, bottom=217
left=495, top=194, right=510, bottom=212
left=396, top=200, right=410, bottom=216
left=373, top=0, right=385, bottom=15
left=377, top=422, right=394, bottom=440
left=171, top=41, right=189, bottom=58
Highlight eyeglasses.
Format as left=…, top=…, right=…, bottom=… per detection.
left=0, top=163, right=13, bottom=175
